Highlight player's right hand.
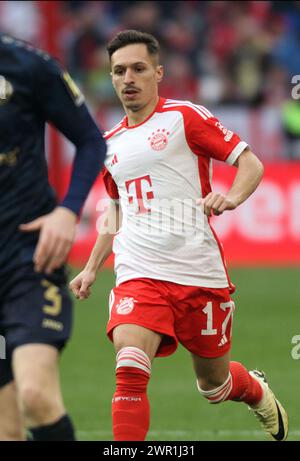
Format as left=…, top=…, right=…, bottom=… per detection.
left=19, top=206, right=77, bottom=274
left=69, top=270, right=96, bottom=300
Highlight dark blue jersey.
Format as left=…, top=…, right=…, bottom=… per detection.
left=0, top=34, right=106, bottom=279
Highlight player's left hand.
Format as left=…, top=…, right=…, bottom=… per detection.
left=197, top=193, right=237, bottom=217
left=19, top=206, right=77, bottom=274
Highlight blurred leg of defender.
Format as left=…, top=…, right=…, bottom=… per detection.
left=0, top=344, right=75, bottom=441
left=0, top=334, right=25, bottom=440
left=0, top=264, right=75, bottom=441
left=13, top=344, right=75, bottom=441
left=0, top=381, right=25, bottom=441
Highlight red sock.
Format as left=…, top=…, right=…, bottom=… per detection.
left=112, top=344, right=152, bottom=442
left=226, top=361, right=263, bottom=405
left=112, top=366, right=150, bottom=441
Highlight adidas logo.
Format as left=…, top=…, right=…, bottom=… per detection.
left=111, top=154, right=118, bottom=166
left=218, top=335, right=228, bottom=347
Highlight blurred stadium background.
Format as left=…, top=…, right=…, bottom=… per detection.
left=1, top=0, right=299, bottom=440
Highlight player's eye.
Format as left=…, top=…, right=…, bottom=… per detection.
left=114, top=69, right=124, bottom=75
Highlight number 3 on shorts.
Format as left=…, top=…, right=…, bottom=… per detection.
left=201, top=301, right=235, bottom=342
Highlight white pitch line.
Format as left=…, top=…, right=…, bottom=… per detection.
left=77, top=429, right=300, bottom=438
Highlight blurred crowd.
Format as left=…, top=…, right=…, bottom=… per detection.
left=1, top=0, right=300, bottom=160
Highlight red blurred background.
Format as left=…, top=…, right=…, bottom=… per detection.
left=1, top=0, right=299, bottom=266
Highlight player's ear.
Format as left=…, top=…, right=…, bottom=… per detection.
left=156, top=65, right=164, bottom=84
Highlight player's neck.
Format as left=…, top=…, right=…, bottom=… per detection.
left=125, top=95, right=160, bottom=127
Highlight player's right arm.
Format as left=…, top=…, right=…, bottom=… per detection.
left=20, top=52, right=107, bottom=275
left=69, top=200, right=121, bottom=300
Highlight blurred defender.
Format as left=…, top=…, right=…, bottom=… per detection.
left=70, top=30, right=288, bottom=441
left=0, top=34, right=106, bottom=440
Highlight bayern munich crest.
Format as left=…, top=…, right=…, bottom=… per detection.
left=116, top=297, right=137, bottom=315
left=148, top=129, right=170, bottom=151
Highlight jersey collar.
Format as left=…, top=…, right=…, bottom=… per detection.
left=122, top=97, right=166, bottom=129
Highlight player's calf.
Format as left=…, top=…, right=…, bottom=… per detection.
left=112, top=346, right=151, bottom=441
left=197, top=361, right=263, bottom=405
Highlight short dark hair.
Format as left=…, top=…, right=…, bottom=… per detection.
left=107, top=29, right=160, bottom=60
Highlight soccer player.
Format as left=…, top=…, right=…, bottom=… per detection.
left=0, top=34, right=106, bottom=440
left=69, top=30, right=288, bottom=441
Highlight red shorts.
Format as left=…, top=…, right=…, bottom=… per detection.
left=107, top=278, right=235, bottom=358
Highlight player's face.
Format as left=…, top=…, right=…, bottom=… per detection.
left=111, top=44, right=163, bottom=112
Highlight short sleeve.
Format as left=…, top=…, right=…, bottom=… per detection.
left=102, top=167, right=119, bottom=200
left=182, top=104, right=248, bottom=165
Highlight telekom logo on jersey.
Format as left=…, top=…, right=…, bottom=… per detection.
left=96, top=173, right=205, bottom=240
left=125, top=175, right=154, bottom=214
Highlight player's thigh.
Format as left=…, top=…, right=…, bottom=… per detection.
left=108, top=278, right=178, bottom=359
left=113, top=323, right=163, bottom=361
left=12, top=343, right=63, bottom=406
left=0, top=381, right=25, bottom=440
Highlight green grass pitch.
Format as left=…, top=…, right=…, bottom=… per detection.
left=60, top=267, right=300, bottom=441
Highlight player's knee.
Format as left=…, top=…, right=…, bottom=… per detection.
left=115, top=346, right=151, bottom=392
left=19, top=385, right=58, bottom=421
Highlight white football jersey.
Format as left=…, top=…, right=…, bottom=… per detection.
left=103, top=97, right=248, bottom=290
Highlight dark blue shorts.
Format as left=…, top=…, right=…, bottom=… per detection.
left=0, top=264, right=73, bottom=387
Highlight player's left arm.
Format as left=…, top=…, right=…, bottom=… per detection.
left=20, top=55, right=107, bottom=274
left=185, top=106, right=264, bottom=218
left=201, top=147, right=264, bottom=217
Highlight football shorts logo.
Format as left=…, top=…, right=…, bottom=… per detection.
left=148, top=129, right=170, bottom=151
left=116, top=297, right=137, bottom=315
left=0, top=76, right=14, bottom=105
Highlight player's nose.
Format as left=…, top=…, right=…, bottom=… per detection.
left=123, top=68, right=135, bottom=84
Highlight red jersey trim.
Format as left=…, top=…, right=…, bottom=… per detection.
left=160, top=99, right=243, bottom=164
left=102, top=166, right=119, bottom=200
left=197, top=156, right=211, bottom=198
left=209, top=222, right=235, bottom=294
left=104, top=120, right=126, bottom=140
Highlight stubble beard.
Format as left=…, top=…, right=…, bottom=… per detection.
left=123, top=100, right=144, bottom=112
